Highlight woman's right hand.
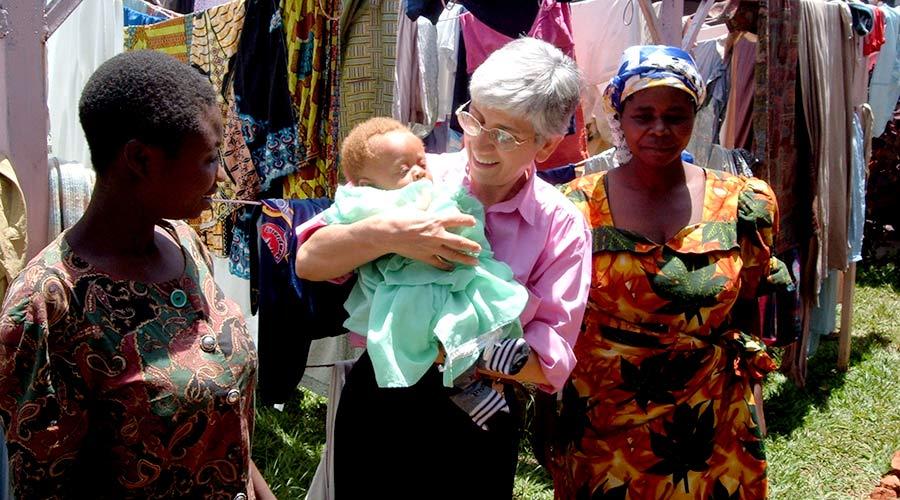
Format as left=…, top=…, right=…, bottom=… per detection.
left=373, top=211, right=482, bottom=270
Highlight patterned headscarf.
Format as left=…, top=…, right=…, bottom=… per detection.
left=604, top=45, right=706, bottom=115
left=602, top=45, right=706, bottom=165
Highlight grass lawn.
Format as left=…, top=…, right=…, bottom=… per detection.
left=253, top=264, right=900, bottom=499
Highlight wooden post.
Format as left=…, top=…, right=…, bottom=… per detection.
left=658, top=0, right=685, bottom=46
left=2, top=1, right=51, bottom=258
left=682, top=0, right=716, bottom=50
left=637, top=0, right=664, bottom=44
left=837, top=262, right=856, bottom=371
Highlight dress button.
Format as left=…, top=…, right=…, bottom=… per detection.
left=234, top=494, right=247, bottom=500
left=226, top=388, right=241, bottom=404
left=170, top=289, right=188, bottom=308
left=200, top=335, right=217, bottom=352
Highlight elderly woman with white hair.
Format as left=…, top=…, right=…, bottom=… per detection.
left=294, top=37, right=591, bottom=498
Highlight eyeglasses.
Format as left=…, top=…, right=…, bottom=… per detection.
left=454, top=101, right=532, bottom=152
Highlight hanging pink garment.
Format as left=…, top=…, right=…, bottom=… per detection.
left=460, top=0, right=586, bottom=169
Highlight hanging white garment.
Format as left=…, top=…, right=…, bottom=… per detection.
left=46, top=0, right=124, bottom=170
left=570, top=0, right=643, bottom=123
left=300, top=337, right=364, bottom=397
left=305, top=360, right=355, bottom=500
left=436, top=3, right=464, bottom=120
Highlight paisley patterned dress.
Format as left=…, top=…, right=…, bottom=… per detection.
left=0, top=221, right=258, bottom=499
left=552, top=170, right=792, bottom=499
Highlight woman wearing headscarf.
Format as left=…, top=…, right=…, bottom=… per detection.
left=551, top=46, right=793, bottom=499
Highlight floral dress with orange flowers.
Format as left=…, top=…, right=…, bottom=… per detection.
left=551, top=169, right=793, bottom=499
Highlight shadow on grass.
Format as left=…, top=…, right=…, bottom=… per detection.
left=764, top=329, right=893, bottom=437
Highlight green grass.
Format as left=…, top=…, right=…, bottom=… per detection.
left=253, top=264, right=900, bottom=499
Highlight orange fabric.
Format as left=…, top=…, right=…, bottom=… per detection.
left=551, top=170, right=789, bottom=499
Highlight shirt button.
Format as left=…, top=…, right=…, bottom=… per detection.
left=200, top=335, right=217, bottom=352
left=226, top=389, right=241, bottom=404
left=234, top=494, right=247, bottom=500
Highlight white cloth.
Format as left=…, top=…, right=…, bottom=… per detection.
left=436, top=3, right=464, bottom=119
left=46, top=0, right=124, bottom=170
left=570, top=0, right=643, bottom=122
left=305, top=360, right=355, bottom=500
left=413, top=17, right=440, bottom=137
left=300, top=337, right=364, bottom=396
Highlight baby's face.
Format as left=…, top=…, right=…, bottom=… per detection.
left=358, top=130, right=430, bottom=190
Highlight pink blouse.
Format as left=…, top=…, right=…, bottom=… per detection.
left=297, top=150, right=591, bottom=392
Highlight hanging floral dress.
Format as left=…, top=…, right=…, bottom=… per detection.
left=551, top=169, right=793, bottom=499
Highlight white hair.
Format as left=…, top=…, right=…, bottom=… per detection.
left=469, top=37, right=583, bottom=139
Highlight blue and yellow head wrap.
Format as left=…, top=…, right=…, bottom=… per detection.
left=603, top=45, right=706, bottom=116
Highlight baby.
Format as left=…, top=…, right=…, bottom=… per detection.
left=325, top=117, right=531, bottom=429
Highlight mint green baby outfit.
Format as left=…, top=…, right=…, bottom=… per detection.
left=322, top=180, right=528, bottom=388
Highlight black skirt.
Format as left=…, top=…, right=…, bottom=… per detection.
left=333, top=352, right=522, bottom=500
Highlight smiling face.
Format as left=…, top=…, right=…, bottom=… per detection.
left=357, top=130, right=430, bottom=190
left=463, top=102, right=561, bottom=201
left=619, top=86, right=697, bottom=169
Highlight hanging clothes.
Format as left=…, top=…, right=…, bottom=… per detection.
left=124, top=14, right=192, bottom=63
left=869, top=6, right=900, bottom=137
left=687, top=35, right=730, bottom=170
left=719, top=32, right=758, bottom=150
left=799, top=0, right=856, bottom=287
left=253, top=199, right=354, bottom=405
left=47, top=159, right=95, bottom=240
left=0, top=158, right=27, bottom=303
left=864, top=6, right=886, bottom=58
left=436, top=3, right=464, bottom=120
left=48, top=0, right=124, bottom=170
left=232, top=0, right=299, bottom=193
left=280, top=0, right=343, bottom=200
left=752, top=0, right=801, bottom=254
left=849, top=105, right=874, bottom=263
left=188, top=0, right=257, bottom=257
left=459, top=0, right=587, bottom=170
left=124, top=7, right=166, bottom=26
left=124, top=0, right=178, bottom=19
left=304, top=360, right=355, bottom=500
left=393, top=10, right=426, bottom=136
left=808, top=270, right=840, bottom=355
left=195, top=0, right=232, bottom=10
left=124, top=3, right=254, bottom=257
left=338, top=0, right=399, bottom=143
left=570, top=0, right=643, bottom=127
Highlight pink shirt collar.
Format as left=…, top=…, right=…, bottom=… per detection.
left=450, top=151, right=539, bottom=226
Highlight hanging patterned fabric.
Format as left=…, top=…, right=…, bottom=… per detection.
left=338, top=0, right=399, bottom=143
left=280, top=0, right=342, bottom=199
left=188, top=1, right=261, bottom=256
left=124, top=15, right=192, bottom=62
left=232, top=0, right=300, bottom=193
left=752, top=0, right=801, bottom=254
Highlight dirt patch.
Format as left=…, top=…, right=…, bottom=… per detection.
left=870, top=451, right=900, bottom=499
